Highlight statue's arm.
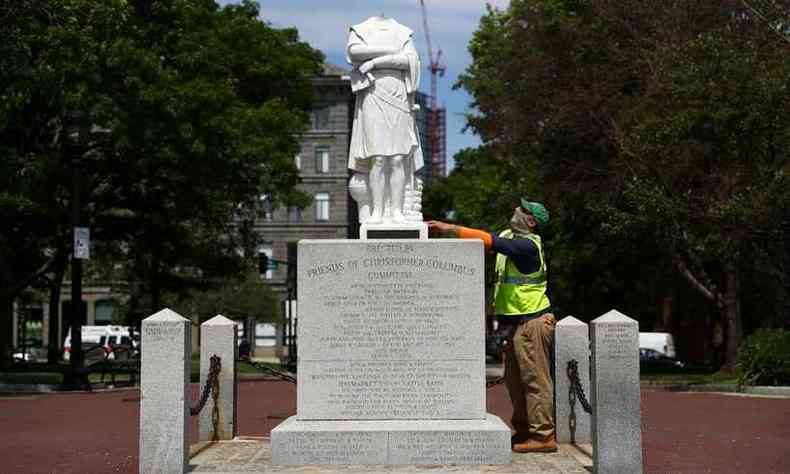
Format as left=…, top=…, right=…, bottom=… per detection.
left=369, top=54, right=410, bottom=69
left=358, top=54, right=410, bottom=74
left=347, top=44, right=400, bottom=62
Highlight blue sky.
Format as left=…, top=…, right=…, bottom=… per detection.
left=217, top=0, right=510, bottom=171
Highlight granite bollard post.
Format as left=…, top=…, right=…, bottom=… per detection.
left=139, top=308, right=191, bottom=474
left=591, top=309, right=643, bottom=474
left=554, top=315, right=591, bottom=444
left=199, top=315, right=238, bottom=442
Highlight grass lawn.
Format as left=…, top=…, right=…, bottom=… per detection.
left=0, top=372, right=63, bottom=384
left=1, top=359, right=140, bottom=385
left=189, top=354, right=285, bottom=382
left=640, top=370, right=738, bottom=385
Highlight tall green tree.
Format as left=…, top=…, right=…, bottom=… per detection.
left=172, top=269, right=282, bottom=325
left=0, top=0, right=322, bottom=364
left=442, top=0, right=790, bottom=370
left=611, top=22, right=790, bottom=370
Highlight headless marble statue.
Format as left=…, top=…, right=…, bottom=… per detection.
left=346, top=16, right=424, bottom=225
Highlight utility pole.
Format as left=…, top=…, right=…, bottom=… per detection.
left=68, top=112, right=88, bottom=373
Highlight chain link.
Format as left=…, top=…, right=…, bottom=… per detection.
left=567, top=359, right=592, bottom=414
left=210, top=361, right=220, bottom=440
left=191, top=354, right=221, bottom=416
left=486, top=376, right=506, bottom=389
left=246, top=360, right=296, bottom=383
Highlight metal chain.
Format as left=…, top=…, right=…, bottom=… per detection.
left=210, top=362, right=220, bottom=440
left=246, top=360, right=296, bottom=384
left=567, top=359, right=592, bottom=414
left=191, top=354, right=222, bottom=416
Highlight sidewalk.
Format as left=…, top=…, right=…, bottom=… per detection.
left=1, top=379, right=790, bottom=473
left=188, top=438, right=593, bottom=473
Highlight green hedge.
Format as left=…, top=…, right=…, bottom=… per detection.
left=0, top=372, right=63, bottom=384
left=737, top=329, right=790, bottom=386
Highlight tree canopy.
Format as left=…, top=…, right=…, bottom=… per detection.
left=0, top=0, right=322, bottom=363
left=432, top=0, right=790, bottom=370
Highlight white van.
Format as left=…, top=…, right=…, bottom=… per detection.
left=63, top=325, right=134, bottom=361
left=639, top=332, right=676, bottom=358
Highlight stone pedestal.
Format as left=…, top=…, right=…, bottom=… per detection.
left=271, top=240, right=510, bottom=465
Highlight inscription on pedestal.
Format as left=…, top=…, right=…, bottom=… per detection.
left=390, top=430, right=510, bottom=465
left=297, top=240, right=486, bottom=420
left=143, top=322, right=181, bottom=342
left=317, top=281, right=468, bottom=358
left=270, top=416, right=513, bottom=466
left=274, top=431, right=385, bottom=465
left=300, top=359, right=482, bottom=419
left=599, top=323, right=634, bottom=361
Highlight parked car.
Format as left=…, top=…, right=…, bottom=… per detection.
left=640, top=348, right=685, bottom=372
left=12, top=350, right=32, bottom=362
left=639, top=332, right=677, bottom=358
left=64, top=325, right=137, bottom=361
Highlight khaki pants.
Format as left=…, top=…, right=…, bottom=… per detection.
left=503, top=313, right=556, bottom=441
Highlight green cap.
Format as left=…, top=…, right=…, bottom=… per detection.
left=520, top=199, right=550, bottom=227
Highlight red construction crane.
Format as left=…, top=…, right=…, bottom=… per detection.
left=419, top=0, right=447, bottom=178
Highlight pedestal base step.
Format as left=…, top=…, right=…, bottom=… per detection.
left=271, top=414, right=511, bottom=465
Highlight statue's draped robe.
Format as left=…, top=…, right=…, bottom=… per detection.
left=346, top=18, right=423, bottom=175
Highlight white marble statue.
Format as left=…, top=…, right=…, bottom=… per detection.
left=346, top=16, right=424, bottom=225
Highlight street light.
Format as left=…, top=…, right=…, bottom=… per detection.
left=66, top=111, right=90, bottom=374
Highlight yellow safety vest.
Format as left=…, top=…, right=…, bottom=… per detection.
left=493, top=229, right=551, bottom=316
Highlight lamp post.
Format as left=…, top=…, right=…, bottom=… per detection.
left=67, top=112, right=89, bottom=373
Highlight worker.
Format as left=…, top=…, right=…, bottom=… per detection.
left=427, top=198, right=557, bottom=453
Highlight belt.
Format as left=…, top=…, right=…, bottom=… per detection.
left=497, top=309, right=552, bottom=325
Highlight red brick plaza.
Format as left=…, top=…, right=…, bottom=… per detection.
left=1, top=381, right=789, bottom=474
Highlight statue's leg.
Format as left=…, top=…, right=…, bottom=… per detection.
left=389, top=155, right=406, bottom=223
left=368, top=156, right=386, bottom=223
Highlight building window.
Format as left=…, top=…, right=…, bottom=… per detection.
left=315, top=192, right=330, bottom=221
left=257, top=244, right=273, bottom=280
left=315, top=146, right=330, bottom=173
left=94, top=300, right=116, bottom=326
left=294, top=154, right=301, bottom=170
left=288, top=206, right=302, bottom=223
left=312, top=105, right=330, bottom=130
left=259, top=194, right=273, bottom=221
